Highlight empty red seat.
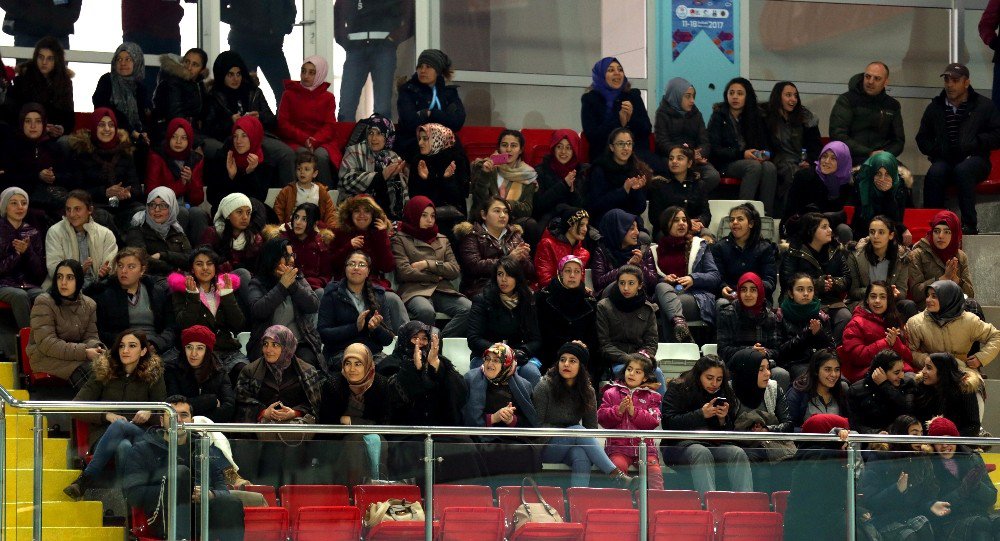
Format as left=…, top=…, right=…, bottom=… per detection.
left=842, top=205, right=856, bottom=225
left=720, top=176, right=742, bottom=186
left=242, top=484, right=278, bottom=507
left=771, top=491, right=789, bottom=516
left=903, top=208, right=947, bottom=243
left=293, top=506, right=360, bottom=541
left=647, top=489, right=703, bottom=512
left=440, top=506, right=505, bottom=541
left=704, top=491, right=771, bottom=527
left=243, top=507, right=289, bottom=541
left=717, top=511, right=783, bottom=541
left=583, top=508, right=639, bottom=541
left=433, top=484, right=494, bottom=520
left=650, top=510, right=713, bottom=541
left=510, top=523, right=585, bottom=541
left=456, top=126, right=505, bottom=161
left=280, top=484, right=350, bottom=527
left=566, top=487, right=633, bottom=522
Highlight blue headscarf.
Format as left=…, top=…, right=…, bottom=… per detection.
left=591, top=57, right=628, bottom=113
left=599, top=209, right=639, bottom=265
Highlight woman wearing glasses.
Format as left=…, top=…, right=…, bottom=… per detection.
left=318, top=251, right=396, bottom=369
left=123, top=187, right=191, bottom=277
left=585, top=127, right=652, bottom=227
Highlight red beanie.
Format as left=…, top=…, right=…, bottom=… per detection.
left=181, top=325, right=216, bottom=353
left=927, top=417, right=959, bottom=437
left=801, top=414, right=850, bottom=434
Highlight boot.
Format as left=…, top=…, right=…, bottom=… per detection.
left=223, top=466, right=251, bottom=489
left=63, top=472, right=91, bottom=500
left=610, top=467, right=639, bottom=490
left=672, top=316, right=693, bottom=343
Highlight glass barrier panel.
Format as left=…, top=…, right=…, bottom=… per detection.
left=964, top=9, right=996, bottom=94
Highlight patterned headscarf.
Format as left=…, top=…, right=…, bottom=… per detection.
left=300, top=55, right=328, bottom=91
left=362, top=113, right=396, bottom=167
left=110, top=42, right=145, bottom=131
left=262, top=325, right=297, bottom=383
left=483, top=343, right=516, bottom=386
left=418, top=123, right=455, bottom=156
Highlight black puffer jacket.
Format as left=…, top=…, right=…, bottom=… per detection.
left=711, top=235, right=779, bottom=298
left=779, top=243, right=850, bottom=305
left=221, top=0, right=297, bottom=45
left=163, top=358, right=236, bottom=422
left=535, top=281, right=599, bottom=369
left=706, top=102, right=772, bottom=172
left=653, top=100, right=711, bottom=157
left=454, top=221, right=534, bottom=298
left=466, top=284, right=541, bottom=364
left=916, top=86, right=1000, bottom=163
left=829, top=72, right=906, bottom=166
left=152, top=54, right=208, bottom=127
left=203, top=82, right=277, bottom=139
left=396, top=74, right=466, bottom=157
left=123, top=222, right=192, bottom=277
left=846, top=374, right=914, bottom=434
left=581, top=87, right=652, bottom=162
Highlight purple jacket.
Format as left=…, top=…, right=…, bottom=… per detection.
left=597, top=382, right=662, bottom=459
left=0, top=219, right=45, bottom=289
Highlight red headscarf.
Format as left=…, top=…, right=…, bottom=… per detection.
left=737, top=271, right=765, bottom=316
left=91, top=107, right=119, bottom=150
left=547, top=129, right=581, bottom=182
left=926, top=210, right=962, bottom=263
left=164, top=117, right=194, bottom=160
left=399, top=195, right=439, bottom=243
left=232, top=115, right=264, bottom=172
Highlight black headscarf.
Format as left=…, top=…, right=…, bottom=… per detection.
left=598, top=209, right=638, bottom=266
left=730, top=349, right=767, bottom=410
left=211, top=51, right=252, bottom=105
left=926, top=280, right=964, bottom=326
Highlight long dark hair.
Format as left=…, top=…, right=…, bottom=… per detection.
left=863, top=215, right=900, bottom=277
left=721, top=77, right=765, bottom=144
left=679, top=355, right=736, bottom=403
left=864, top=281, right=903, bottom=328
left=257, top=237, right=292, bottom=289
left=292, top=202, right=321, bottom=233
left=728, top=202, right=763, bottom=247
left=887, top=414, right=923, bottom=452
left=49, top=259, right=84, bottom=305
left=766, top=81, right=806, bottom=130
left=792, top=350, right=846, bottom=407
left=545, top=352, right=596, bottom=411
left=219, top=207, right=261, bottom=262
left=486, top=256, right=533, bottom=305
left=188, top=246, right=221, bottom=287
left=344, top=250, right=390, bottom=333
left=478, top=196, right=511, bottom=224
left=606, top=127, right=652, bottom=179
left=795, top=212, right=834, bottom=251
left=868, top=348, right=903, bottom=379
left=105, top=329, right=156, bottom=379
left=497, top=129, right=526, bottom=162
left=923, top=353, right=968, bottom=399
left=25, top=37, right=73, bottom=108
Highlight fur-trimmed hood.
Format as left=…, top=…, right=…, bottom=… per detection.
left=93, top=350, right=163, bottom=385
left=336, top=194, right=387, bottom=233
left=914, top=366, right=983, bottom=394
left=263, top=222, right=334, bottom=244
left=67, top=128, right=134, bottom=155
left=452, top=220, right=524, bottom=240
left=158, top=53, right=199, bottom=82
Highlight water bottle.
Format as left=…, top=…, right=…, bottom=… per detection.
left=800, top=148, right=808, bottom=163
left=675, top=284, right=684, bottom=292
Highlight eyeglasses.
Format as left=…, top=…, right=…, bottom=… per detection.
left=613, top=141, right=634, bottom=148
left=346, top=262, right=369, bottom=269
left=482, top=358, right=502, bottom=366
left=147, top=203, right=169, bottom=211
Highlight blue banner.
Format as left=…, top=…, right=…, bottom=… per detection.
left=672, top=0, right=735, bottom=63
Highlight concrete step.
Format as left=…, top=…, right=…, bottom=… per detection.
left=3, top=526, right=123, bottom=541
left=5, top=437, right=70, bottom=469
left=4, top=500, right=104, bottom=528
left=4, top=468, right=79, bottom=503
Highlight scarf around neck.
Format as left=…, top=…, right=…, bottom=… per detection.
left=399, top=195, right=438, bottom=243
left=780, top=296, right=822, bottom=325
left=609, top=281, right=646, bottom=313
left=262, top=325, right=297, bottom=383
left=547, top=129, right=580, bottom=181
left=497, top=160, right=538, bottom=202
left=109, top=42, right=144, bottom=130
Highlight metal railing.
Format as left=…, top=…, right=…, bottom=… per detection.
left=0, top=386, right=179, bottom=541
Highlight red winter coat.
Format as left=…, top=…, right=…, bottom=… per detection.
left=276, top=80, right=343, bottom=167
left=837, top=305, right=914, bottom=383
left=533, top=229, right=590, bottom=290
left=146, top=151, right=205, bottom=206
left=597, top=382, right=662, bottom=459
left=329, top=226, right=394, bottom=290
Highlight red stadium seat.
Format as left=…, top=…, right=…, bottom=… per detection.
left=440, top=506, right=505, bottom=541
left=456, top=126, right=505, bottom=161
left=650, top=510, right=713, bottom=541
left=903, top=208, right=946, bottom=243
left=130, top=507, right=161, bottom=541
left=526, top=143, right=550, bottom=167
left=19, top=327, right=68, bottom=388
left=241, top=484, right=278, bottom=507
left=566, top=487, right=633, bottom=522
left=352, top=484, right=428, bottom=540
left=433, top=484, right=494, bottom=520
left=842, top=205, right=856, bottom=225
left=647, top=489, right=703, bottom=512
left=771, top=491, right=789, bottom=516
left=717, top=511, right=783, bottom=541
left=293, top=506, right=361, bottom=541
left=243, top=507, right=289, bottom=541
left=497, top=485, right=580, bottom=540
left=704, top=491, right=771, bottom=528
left=582, top=508, right=639, bottom=541
left=0, top=301, right=10, bottom=310
left=720, top=176, right=742, bottom=186
left=280, top=484, right=350, bottom=528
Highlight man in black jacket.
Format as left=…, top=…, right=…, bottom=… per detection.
left=916, top=63, right=1000, bottom=235
left=0, top=0, right=81, bottom=50
left=122, top=395, right=244, bottom=541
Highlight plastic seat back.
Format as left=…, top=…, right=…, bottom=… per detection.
left=280, top=484, right=350, bottom=522
left=352, top=484, right=422, bottom=517
left=717, top=511, right=783, bottom=541
left=294, top=506, right=361, bottom=541
left=433, top=484, right=494, bottom=520
left=583, top=508, right=638, bottom=541
left=648, top=489, right=703, bottom=512
left=650, top=510, right=713, bottom=541
left=704, top=491, right=770, bottom=527
left=566, top=487, right=632, bottom=522
left=243, top=507, right=289, bottom=541
left=771, top=491, right=789, bottom=516
left=496, top=485, right=567, bottom=530
left=440, top=506, right=505, bottom=541
left=242, top=484, right=278, bottom=507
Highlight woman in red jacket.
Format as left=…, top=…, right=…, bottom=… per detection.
left=276, top=55, right=342, bottom=186
left=533, top=207, right=590, bottom=289
left=837, top=281, right=913, bottom=382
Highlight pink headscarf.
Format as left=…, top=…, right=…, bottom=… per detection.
left=301, top=55, right=328, bottom=91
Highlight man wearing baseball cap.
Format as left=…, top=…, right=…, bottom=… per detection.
left=916, top=62, right=1000, bottom=235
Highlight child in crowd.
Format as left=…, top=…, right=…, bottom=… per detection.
left=598, top=354, right=663, bottom=489
left=273, top=151, right=337, bottom=226
left=777, top=272, right=835, bottom=386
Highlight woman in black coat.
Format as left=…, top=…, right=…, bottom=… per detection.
left=319, top=343, right=391, bottom=485
left=396, top=49, right=466, bottom=159
left=466, top=256, right=543, bottom=387
left=317, top=251, right=395, bottom=369
left=405, top=122, right=470, bottom=236
left=913, top=353, right=983, bottom=438
left=581, top=57, right=655, bottom=166
left=532, top=129, right=586, bottom=225
left=3, top=102, right=73, bottom=216
left=165, top=325, right=236, bottom=422
left=711, top=202, right=779, bottom=304
left=847, top=349, right=914, bottom=434
left=92, top=42, right=151, bottom=139
left=122, top=187, right=191, bottom=277
left=535, top=255, right=599, bottom=371
left=653, top=77, right=721, bottom=193
left=6, top=37, right=75, bottom=135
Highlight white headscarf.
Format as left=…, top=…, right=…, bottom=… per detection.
left=213, top=192, right=253, bottom=250
left=0, top=187, right=28, bottom=218
left=301, top=55, right=328, bottom=91
left=135, top=186, right=182, bottom=238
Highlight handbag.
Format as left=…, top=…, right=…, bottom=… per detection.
left=363, top=499, right=425, bottom=527
left=257, top=413, right=316, bottom=446
left=512, top=477, right=563, bottom=531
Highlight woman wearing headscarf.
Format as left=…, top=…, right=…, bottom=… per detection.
left=4, top=103, right=72, bottom=216
left=0, top=187, right=46, bottom=331
left=533, top=129, right=585, bottom=226
left=784, top=140, right=854, bottom=243
left=320, top=343, right=391, bottom=485
left=536, top=255, right=600, bottom=372
left=391, top=196, right=469, bottom=336
left=906, top=280, right=1000, bottom=372
left=851, top=151, right=910, bottom=239
left=200, top=192, right=264, bottom=277
left=338, top=113, right=409, bottom=220
left=908, top=210, right=976, bottom=311
left=407, top=122, right=470, bottom=235
left=206, top=115, right=275, bottom=209
left=581, top=57, right=655, bottom=166
left=145, top=117, right=209, bottom=242
left=590, top=209, right=658, bottom=295
left=730, top=348, right=793, bottom=491
left=653, top=77, right=720, bottom=193
left=92, top=42, right=150, bottom=139
left=716, top=272, right=782, bottom=365
left=123, top=187, right=190, bottom=277
left=396, top=49, right=466, bottom=158
left=277, top=55, right=342, bottom=185
left=533, top=207, right=590, bottom=289
left=68, top=108, right=143, bottom=229
left=203, top=50, right=294, bottom=184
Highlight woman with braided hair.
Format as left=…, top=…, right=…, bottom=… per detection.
left=318, top=250, right=395, bottom=369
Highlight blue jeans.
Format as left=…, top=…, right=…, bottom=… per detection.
left=470, top=356, right=542, bottom=388
left=228, top=35, right=290, bottom=104
left=610, top=363, right=667, bottom=396
left=337, top=40, right=398, bottom=121
left=923, top=157, right=990, bottom=229
left=541, top=425, right=617, bottom=487
left=84, top=419, right=147, bottom=478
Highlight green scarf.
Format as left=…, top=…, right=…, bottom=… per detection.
left=780, top=296, right=822, bottom=326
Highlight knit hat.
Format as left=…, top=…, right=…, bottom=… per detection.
left=181, top=325, right=216, bottom=352
left=0, top=187, right=28, bottom=218
left=417, top=49, right=451, bottom=75
left=556, top=341, right=590, bottom=366
left=801, top=413, right=850, bottom=434
left=927, top=416, right=960, bottom=437
left=557, top=254, right=583, bottom=273
left=213, top=192, right=253, bottom=230
left=559, top=207, right=589, bottom=234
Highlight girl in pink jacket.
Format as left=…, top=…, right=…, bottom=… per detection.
left=598, top=354, right=664, bottom=489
